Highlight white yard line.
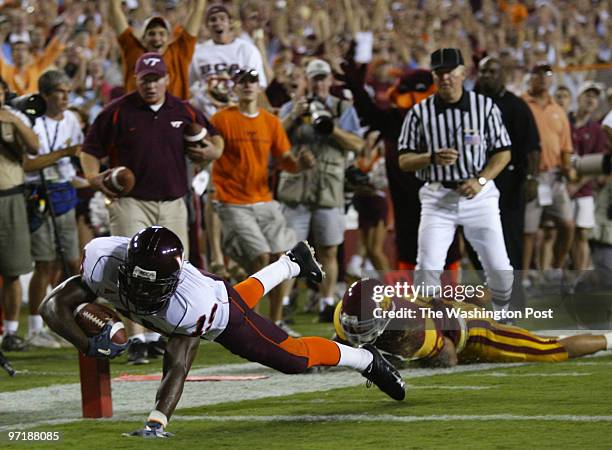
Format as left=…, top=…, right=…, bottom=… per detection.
left=0, top=362, right=519, bottom=431
left=470, top=372, right=591, bottom=377
left=169, top=414, right=612, bottom=423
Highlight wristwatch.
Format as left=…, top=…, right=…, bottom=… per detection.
left=477, top=176, right=487, bottom=186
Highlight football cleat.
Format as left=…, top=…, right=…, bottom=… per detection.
left=127, top=338, right=150, bottom=365
left=124, top=421, right=173, bottom=439
left=286, top=241, right=325, bottom=283
left=361, top=343, right=406, bottom=401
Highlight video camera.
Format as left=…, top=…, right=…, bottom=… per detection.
left=572, top=154, right=612, bottom=176
left=5, top=92, right=47, bottom=122
left=305, top=97, right=334, bottom=136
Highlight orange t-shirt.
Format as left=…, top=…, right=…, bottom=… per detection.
left=211, top=106, right=291, bottom=204
left=118, top=26, right=196, bottom=99
left=522, top=93, right=573, bottom=172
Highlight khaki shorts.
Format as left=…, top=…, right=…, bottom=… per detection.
left=108, top=196, right=189, bottom=257
left=524, top=172, right=573, bottom=234
left=282, top=204, right=346, bottom=247
left=217, top=201, right=296, bottom=268
left=0, top=192, right=32, bottom=276
left=31, top=208, right=80, bottom=262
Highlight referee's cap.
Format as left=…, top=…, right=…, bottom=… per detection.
left=430, top=48, right=464, bottom=71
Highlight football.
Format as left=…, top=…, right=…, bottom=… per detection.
left=102, top=166, right=136, bottom=196
left=184, top=122, right=208, bottom=146
left=74, top=303, right=128, bottom=345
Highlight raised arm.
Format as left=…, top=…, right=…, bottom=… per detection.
left=184, top=0, right=207, bottom=37
left=108, top=0, right=130, bottom=36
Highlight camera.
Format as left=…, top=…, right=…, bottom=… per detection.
left=6, top=92, right=47, bottom=121
left=572, top=154, right=612, bottom=176
left=306, top=97, right=334, bottom=135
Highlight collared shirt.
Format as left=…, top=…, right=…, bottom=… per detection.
left=83, top=92, right=218, bottom=201
left=522, top=92, right=573, bottom=172
left=398, top=90, right=512, bottom=182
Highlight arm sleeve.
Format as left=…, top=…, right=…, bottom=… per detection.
left=82, top=105, right=117, bottom=159
left=413, top=319, right=445, bottom=359
left=485, top=102, right=512, bottom=154
left=279, top=101, right=293, bottom=120
left=338, top=105, right=363, bottom=135
left=397, top=107, right=423, bottom=154
left=174, top=28, right=197, bottom=64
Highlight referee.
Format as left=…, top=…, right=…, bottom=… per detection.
left=398, top=48, right=513, bottom=312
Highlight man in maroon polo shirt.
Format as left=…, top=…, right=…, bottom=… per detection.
left=569, top=82, right=608, bottom=271
left=80, top=53, right=223, bottom=364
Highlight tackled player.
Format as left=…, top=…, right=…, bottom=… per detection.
left=40, top=227, right=405, bottom=438
left=334, top=279, right=612, bottom=367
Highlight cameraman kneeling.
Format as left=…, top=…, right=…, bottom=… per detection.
left=279, top=59, right=364, bottom=322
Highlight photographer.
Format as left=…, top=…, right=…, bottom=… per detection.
left=0, top=76, right=40, bottom=352
left=23, top=70, right=83, bottom=349
left=278, top=58, right=364, bottom=321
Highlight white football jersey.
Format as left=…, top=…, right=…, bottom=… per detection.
left=81, top=236, right=230, bottom=340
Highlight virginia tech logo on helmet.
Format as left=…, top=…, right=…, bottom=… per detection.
left=132, top=266, right=157, bottom=281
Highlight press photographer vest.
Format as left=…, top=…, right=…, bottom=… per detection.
left=277, top=97, right=350, bottom=208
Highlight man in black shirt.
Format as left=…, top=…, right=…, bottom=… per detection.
left=472, top=56, right=541, bottom=311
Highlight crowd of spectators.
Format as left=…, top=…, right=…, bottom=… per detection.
left=0, top=0, right=610, bottom=357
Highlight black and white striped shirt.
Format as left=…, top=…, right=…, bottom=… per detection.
left=398, top=90, right=511, bottom=182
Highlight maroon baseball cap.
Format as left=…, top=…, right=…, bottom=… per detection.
left=135, top=53, right=167, bottom=78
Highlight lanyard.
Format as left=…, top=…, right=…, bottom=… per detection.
left=42, top=117, right=60, bottom=152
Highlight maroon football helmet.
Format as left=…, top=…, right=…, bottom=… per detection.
left=118, top=226, right=184, bottom=315
left=340, top=278, right=394, bottom=345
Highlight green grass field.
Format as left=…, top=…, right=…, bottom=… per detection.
left=1, top=297, right=612, bottom=449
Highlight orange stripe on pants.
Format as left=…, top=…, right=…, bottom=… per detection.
left=233, top=278, right=265, bottom=309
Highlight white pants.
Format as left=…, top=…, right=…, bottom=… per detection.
left=416, top=182, right=513, bottom=305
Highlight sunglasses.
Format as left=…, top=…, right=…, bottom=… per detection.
left=233, top=69, right=259, bottom=84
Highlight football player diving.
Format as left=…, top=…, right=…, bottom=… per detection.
left=334, top=279, right=612, bottom=367
left=40, top=227, right=405, bottom=438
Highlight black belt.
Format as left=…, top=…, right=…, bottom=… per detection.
left=0, top=184, right=25, bottom=197
left=441, top=181, right=462, bottom=189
